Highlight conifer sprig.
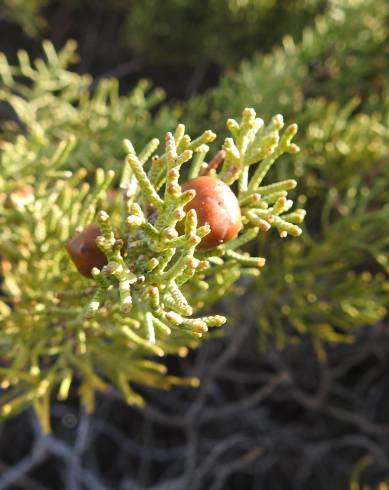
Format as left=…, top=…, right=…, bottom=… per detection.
left=0, top=108, right=304, bottom=430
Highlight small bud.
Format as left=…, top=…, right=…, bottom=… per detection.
left=126, top=215, right=143, bottom=227
left=198, top=260, right=210, bottom=271
left=97, top=210, right=109, bottom=222
left=251, top=193, right=261, bottom=203
left=285, top=123, right=298, bottom=138
left=168, top=168, right=179, bottom=179
left=130, top=203, right=143, bottom=216
left=189, top=235, right=201, bottom=245
left=175, top=209, right=185, bottom=220
left=272, top=114, right=284, bottom=129
left=287, top=144, right=300, bottom=154
left=168, top=227, right=180, bottom=238
left=188, top=257, right=200, bottom=269
left=204, top=130, right=216, bottom=142
left=167, top=183, right=181, bottom=196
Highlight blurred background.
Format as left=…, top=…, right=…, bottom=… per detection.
left=0, top=0, right=325, bottom=99
left=0, top=0, right=388, bottom=489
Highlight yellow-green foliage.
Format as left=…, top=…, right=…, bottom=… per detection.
left=0, top=40, right=171, bottom=178
left=0, top=0, right=47, bottom=35
left=180, top=0, right=389, bottom=350
left=0, top=43, right=305, bottom=431
left=186, top=0, right=388, bottom=133
left=123, top=0, right=322, bottom=67
left=233, top=100, right=389, bottom=352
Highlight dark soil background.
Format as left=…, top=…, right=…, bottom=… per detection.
left=1, top=2, right=388, bottom=489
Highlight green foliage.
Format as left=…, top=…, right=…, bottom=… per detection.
left=186, top=0, right=388, bottom=132
left=123, top=0, right=323, bottom=68
left=0, top=0, right=47, bottom=35
left=257, top=102, right=389, bottom=353
left=1, top=0, right=322, bottom=70
left=255, top=107, right=388, bottom=350
left=180, top=0, right=389, bottom=351
left=0, top=40, right=171, bottom=180
left=0, top=40, right=304, bottom=430
left=1, top=0, right=388, bottom=437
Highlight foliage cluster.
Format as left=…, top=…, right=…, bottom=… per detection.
left=0, top=0, right=47, bottom=35
left=0, top=41, right=306, bottom=426
left=1, top=0, right=323, bottom=72
left=181, top=0, right=389, bottom=352
left=0, top=0, right=388, bottom=487
left=0, top=0, right=388, bottom=434
left=123, top=0, right=323, bottom=68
